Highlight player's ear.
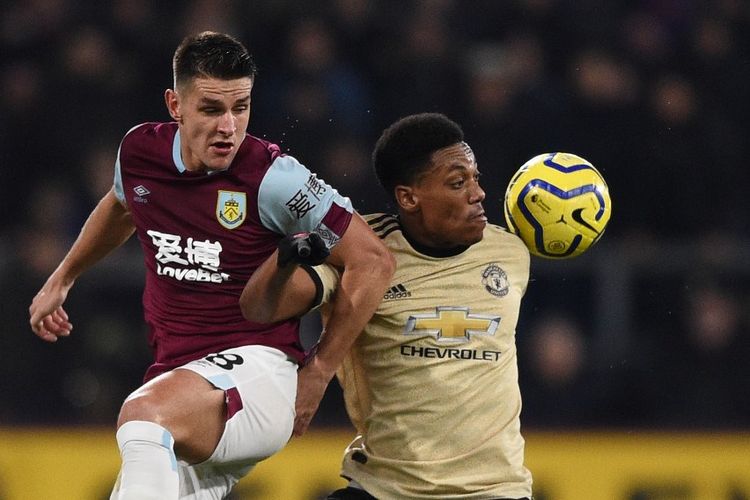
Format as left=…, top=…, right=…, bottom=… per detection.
left=395, top=185, right=419, bottom=213
left=165, top=89, right=181, bottom=122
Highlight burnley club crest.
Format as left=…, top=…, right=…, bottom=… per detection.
left=216, top=190, right=246, bottom=229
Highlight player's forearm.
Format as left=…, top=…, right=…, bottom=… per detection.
left=52, top=188, right=135, bottom=286
left=240, top=253, right=308, bottom=323
left=313, top=248, right=394, bottom=377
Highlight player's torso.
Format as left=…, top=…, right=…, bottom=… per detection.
left=115, top=123, right=307, bottom=375
left=118, top=123, right=280, bottom=291
left=340, top=214, right=533, bottom=498
left=358, top=214, right=529, bottom=442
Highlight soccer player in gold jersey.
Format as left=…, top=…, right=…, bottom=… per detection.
left=241, top=113, right=533, bottom=499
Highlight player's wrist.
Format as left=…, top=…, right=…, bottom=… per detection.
left=303, top=351, right=337, bottom=381
left=48, top=268, right=76, bottom=291
left=277, top=232, right=330, bottom=268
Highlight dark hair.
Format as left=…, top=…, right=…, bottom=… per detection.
left=173, top=31, right=257, bottom=89
left=373, top=113, right=464, bottom=197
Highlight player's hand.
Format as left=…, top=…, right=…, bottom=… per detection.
left=277, top=232, right=330, bottom=267
left=29, top=281, right=73, bottom=342
left=293, top=355, right=334, bottom=436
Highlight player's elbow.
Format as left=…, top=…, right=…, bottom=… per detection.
left=380, top=245, right=397, bottom=279
left=363, top=239, right=396, bottom=283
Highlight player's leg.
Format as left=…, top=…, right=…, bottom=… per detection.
left=174, top=345, right=297, bottom=498
left=185, top=347, right=297, bottom=465
left=113, top=368, right=226, bottom=499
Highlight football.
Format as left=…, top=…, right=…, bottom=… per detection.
left=503, top=152, right=612, bottom=259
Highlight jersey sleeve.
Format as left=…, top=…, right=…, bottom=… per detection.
left=113, top=143, right=126, bottom=205
left=113, top=124, right=150, bottom=207
left=257, top=155, right=353, bottom=249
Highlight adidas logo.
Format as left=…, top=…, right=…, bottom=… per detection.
left=384, top=284, right=411, bottom=300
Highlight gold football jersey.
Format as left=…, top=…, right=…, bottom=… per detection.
left=316, top=213, right=532, bottom=499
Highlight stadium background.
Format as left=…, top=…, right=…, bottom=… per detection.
left=1, top=1, right=748, bottom=498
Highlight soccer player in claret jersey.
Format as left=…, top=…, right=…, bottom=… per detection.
left=242, top=113, right=533, bottom=499
left=28, top=31, right=394, bottom=499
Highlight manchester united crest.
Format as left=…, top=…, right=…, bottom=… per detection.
left=216, top=190, right=246, bottom=229
left=481, top=263, right=510, bottom=297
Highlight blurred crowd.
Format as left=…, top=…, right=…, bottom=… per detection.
left=1, top=0, right=749, bottom=430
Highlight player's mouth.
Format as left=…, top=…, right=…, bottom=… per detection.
left=210, top=141, right=234, bottom=155
left=469, top=210, right=487, bottom=223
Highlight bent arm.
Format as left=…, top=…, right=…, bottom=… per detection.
left=29, top=187, right=136, bottom=341
left=239, top=251, right=319, bottom=323
left=309, top=213, right=394, bottom=373
left=294, top=213, right=395, bottom=434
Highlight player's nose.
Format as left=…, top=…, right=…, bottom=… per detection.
left=470, top=182, right=485, bottom=203
left=217, top=111, right=236, bottom=136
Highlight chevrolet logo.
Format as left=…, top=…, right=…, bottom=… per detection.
left=404, top=307, right=500, bottom=343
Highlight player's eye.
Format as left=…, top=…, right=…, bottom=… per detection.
left=234, top=105, right=249, bottom=113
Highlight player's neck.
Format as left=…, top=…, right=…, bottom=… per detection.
left=399, top=217, right=469, bottom=258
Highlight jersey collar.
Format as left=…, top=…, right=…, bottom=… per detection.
left=172, top=130, right=229, bottom=175
left=400, top=221, right=471, bottom=258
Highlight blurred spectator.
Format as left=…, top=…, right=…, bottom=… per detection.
left=373, top=1, right=462, bottom=122
left=319, top=135, right=379, bottom=211
left=650, top=281, right=750, bottom=428
left=519, top=313, right=601, bottom=428
left=458, top=31, right=564, bottom=215
left=255, top=16, right=373, bottom=176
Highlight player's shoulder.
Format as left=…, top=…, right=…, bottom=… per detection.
left=241, top=133, right=284, bottom=165
left=119, top=121, right=176, bottom=155
left=121, top=121, right=174, bottom=141
left=484, top=223, right=530, bottom=255
left=117, top=122, right=177, bottom=169
left=363, top=213, right=401, bottom=239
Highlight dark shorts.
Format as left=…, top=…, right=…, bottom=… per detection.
left=326, top=487, right=377, bottom=500
left=326, top=487, right=530, bottom=500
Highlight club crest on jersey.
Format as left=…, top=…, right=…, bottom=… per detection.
left=482, top=263, right=510, bottom=297
left=216, top=190, right=246, bottom=229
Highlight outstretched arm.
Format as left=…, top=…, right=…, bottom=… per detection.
left=294, top=213, right=395, bottom=435
left=29, top=187, right=135, bottom=342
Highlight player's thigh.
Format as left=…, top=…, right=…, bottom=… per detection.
left=181, top=345, right=297, bottom=465
left=118, top=367, right=226, bottom=463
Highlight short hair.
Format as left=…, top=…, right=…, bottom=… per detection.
left=373, top=113, right=464, bottom=197
left=173, top=31, right=257, bottom=89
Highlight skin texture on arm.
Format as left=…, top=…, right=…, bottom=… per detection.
left=29, top=187, right=136, bottom=342
left=295, top=214, right=395, bottom=435
left=239, top=251, right=319, bottom=323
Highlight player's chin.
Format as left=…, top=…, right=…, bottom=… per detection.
left=469, top=216, right=487, bottom=231
left=462, top=223, right=485, bottom=245
left=205, top=155, right=234, bottom=171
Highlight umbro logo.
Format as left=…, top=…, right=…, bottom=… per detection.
left=384, top=284, right=411, bottom=300
left=133, top=185, right=151, bottom=203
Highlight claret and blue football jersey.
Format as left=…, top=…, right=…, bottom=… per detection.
left=114, top=122, right=352, bottom=381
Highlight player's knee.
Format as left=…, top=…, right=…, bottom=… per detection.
left=117, top=396, right=195, bottom=453
left=117, top=393, right=169, bottom=430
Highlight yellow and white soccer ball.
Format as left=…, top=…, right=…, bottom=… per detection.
left=503, top=152, right=611, bottom=259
